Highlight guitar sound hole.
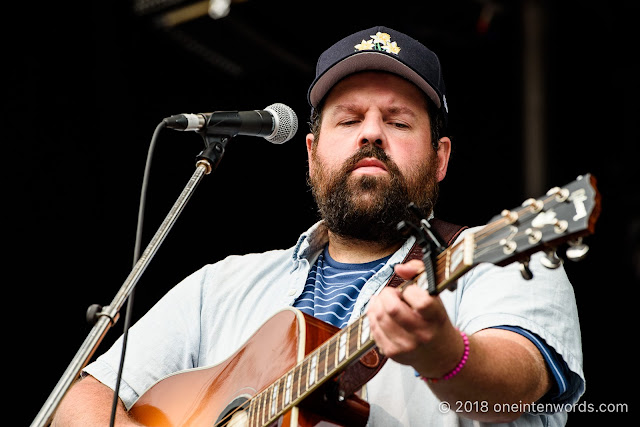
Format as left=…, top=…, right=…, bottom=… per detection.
left=215, top=396, right=249, bottom=427
left=227, top=410, right=248, bottom=427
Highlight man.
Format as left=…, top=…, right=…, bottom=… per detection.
left=52, top=26, right=584, bottom=426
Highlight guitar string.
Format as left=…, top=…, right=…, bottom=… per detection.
left=473, top=200, right=573, bottom=271
left=473, top=194, right=561, bottom=253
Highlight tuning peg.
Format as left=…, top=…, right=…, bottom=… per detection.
left=522, top=198, right=544, bottom=212
left=540, top=249, right=563, bottom=269
left=553, top=219, right=569, bottom=234
left=546, top=186, right=570, bottom=202
left=501, top=209, right=519, bottom=224
left=566, top=237, right=589, bottom=261
left=500, top=237, right=517, bottom=255
left=519, top=258, right=534, bottom=280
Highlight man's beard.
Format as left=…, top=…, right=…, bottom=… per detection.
left=308, top=143, right=440, bottom=246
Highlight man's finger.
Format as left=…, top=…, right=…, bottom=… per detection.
left=393, top=259, right=425, bottom=280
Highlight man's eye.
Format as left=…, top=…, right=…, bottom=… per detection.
left=391, top=122, right=410, bottom=129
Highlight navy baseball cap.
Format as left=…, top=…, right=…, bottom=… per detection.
left=307, top=26, right=448, bottom=124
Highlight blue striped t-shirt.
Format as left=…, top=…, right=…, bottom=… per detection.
left=293, top=245, right=390, bottom=329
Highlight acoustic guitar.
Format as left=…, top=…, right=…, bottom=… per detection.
left=129, top=174, right=601, bottom=427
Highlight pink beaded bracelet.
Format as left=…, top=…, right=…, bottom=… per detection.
left=422, top=329, right=470, bottom=383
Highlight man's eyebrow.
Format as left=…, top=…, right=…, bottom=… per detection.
left=386, top=106, right=417, bottom=116
left=328, top=104, right=360, bottom=115
left=328, top=104, right=417, bottom=116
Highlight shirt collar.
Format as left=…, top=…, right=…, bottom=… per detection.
left=292, top=221, right=329, bottom=264
left=292, top=220, right=416, bottom=266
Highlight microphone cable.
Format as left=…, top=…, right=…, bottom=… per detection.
left=109, top=120, right=166, bottom=427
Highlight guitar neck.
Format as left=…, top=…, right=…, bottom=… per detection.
left=246, top=236, right=476, bottom=426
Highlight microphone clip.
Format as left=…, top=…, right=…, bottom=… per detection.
left=196, top=134, right=233, bottom=172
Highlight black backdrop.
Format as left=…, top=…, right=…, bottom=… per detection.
left=6, top=1, right=637, bottom=424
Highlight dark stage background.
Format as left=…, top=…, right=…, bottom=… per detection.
left=6, top=0, right=637, bottom=425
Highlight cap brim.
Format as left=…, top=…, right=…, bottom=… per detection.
left=308, top=51, right=441, bottom=109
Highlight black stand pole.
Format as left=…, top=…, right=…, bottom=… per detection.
left=31, top=135, right=231, bottom=427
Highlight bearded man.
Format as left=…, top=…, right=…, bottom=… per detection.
left=52, top=26, right=584, bottom=427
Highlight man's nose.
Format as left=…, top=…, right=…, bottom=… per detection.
left=358, top=116, right=385, bottom=148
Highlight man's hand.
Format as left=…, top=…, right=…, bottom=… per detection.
left=366, top=259, right=464, bottom=378
left=366, top=259, right=553, bottom=423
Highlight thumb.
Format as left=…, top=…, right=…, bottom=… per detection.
left=393, top=259, right=425, bottom=280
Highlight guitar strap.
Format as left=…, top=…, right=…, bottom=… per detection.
left=337, top=218, right=467, bottom=399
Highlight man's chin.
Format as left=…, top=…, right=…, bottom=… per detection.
left=346, top=190, right=389, bottom=211
left=348, top=173, right=390, bottom=191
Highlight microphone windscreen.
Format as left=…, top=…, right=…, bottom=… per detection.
left=264, top=103, right=298, bottom=144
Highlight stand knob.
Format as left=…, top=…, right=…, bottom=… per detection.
left=86, top=304, right=103, bottom=326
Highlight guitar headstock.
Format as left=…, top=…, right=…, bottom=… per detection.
left=472, top=173, right=601, bottom=278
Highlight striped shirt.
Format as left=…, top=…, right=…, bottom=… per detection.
left=293, top=245, right=391, bottom=329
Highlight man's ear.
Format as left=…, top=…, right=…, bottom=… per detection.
left=306, top=132, right=315, bottom=177
left=435, top=137, right=451, bottom=182
left=306, top=132, right=314, bottom=154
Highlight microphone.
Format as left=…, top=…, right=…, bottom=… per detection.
left=163, top=103, right=298, bottom=144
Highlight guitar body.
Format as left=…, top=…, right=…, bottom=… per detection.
left=129, top=308, right=369, bottom=427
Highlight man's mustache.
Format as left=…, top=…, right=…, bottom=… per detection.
left=342, top=144, right=395, bottom=174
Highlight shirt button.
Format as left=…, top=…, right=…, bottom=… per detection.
left=288, top=289, right=296, bottom=296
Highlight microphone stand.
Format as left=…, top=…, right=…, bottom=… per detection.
left=31, top=135, right=231, bottom=427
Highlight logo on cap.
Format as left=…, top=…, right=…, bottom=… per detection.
left=354, top=32, right=401, bottom=55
